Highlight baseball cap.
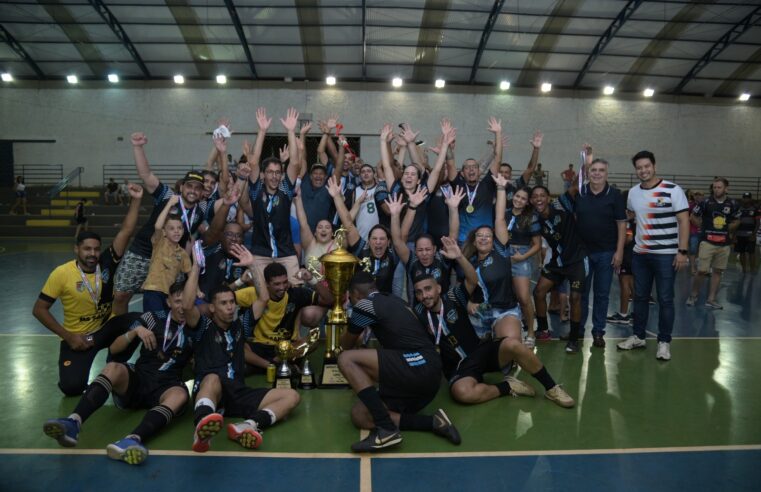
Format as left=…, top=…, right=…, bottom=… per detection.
left=310, top=163, right=327, bottom=173
left=742, top=192, right=752, bottom=198
left=183, top=171, right=204, bottom=184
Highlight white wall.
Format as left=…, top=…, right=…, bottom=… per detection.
left=2, top=85, right=760, bottom=188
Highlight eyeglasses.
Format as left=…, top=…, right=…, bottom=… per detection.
left=265, top=169, right=282, bottom=176
left=223, top=232, right=243, bottom=239
left=475, top=233, right=493, bottom=239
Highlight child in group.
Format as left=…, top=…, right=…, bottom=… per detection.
left=141, top=195, right=192, bottom=312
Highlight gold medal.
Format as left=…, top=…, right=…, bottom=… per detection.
left=466, top=204, right=475, bottom=214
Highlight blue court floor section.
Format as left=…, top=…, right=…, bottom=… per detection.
left=372, top=449, right=761, bottom=492
left=3, top=454, right=360, bottom=492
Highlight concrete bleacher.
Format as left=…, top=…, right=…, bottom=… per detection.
left=0, top=187, right=153, bottom=239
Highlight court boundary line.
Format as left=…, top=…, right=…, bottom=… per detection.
left=2, top=444, right=759, bottom=460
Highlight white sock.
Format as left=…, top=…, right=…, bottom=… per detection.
left=195, top=397, right=216, bottom=411
left=264, top=408, right=277, bottom=425
left=67, top=414, right=82, bottom=426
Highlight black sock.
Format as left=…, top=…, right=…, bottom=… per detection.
left=398, top=413, right=434, bottom=432
left=72, top=375, right=112, bottom=423
left=193, top=404, right=214, bottom=426
left=249, top=410, right=273, bottom=429
left=531, top=366, right=557, bottom=391
left=495, top=381, right=511, bottom=397
left=569, top=321, right=581, bottom=341
left=131, top=405, right=173, bottom=443
left=536, top=316, right=548, bottom=331
left=357, top=387, right=396, bottom=431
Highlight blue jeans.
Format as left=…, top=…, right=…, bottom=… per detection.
left=580, top=250, right=615, bottom=337
left=142, top=290, right=167, bottom=313
left=632, top=253, right=675, bottom=343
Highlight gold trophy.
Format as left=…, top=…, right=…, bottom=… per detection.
left=274, top=340, right=294, bottom=389
left=307, top=227, right=362, bottom=388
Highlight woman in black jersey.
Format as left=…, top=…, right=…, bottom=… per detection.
left=461, top=175, right=522, bottom=341
left=502, top=185, right=542, bottom=347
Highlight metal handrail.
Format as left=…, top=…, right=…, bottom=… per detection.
left=14, top=164, right=63, bottom=185
left=48, top=166, right=84, bottom=199
left=102, top=163, right=195, bottom=186
left=607, top=173, right=761, bottom=197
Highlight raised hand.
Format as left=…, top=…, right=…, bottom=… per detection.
left=487, top=116, right=502, bottom=134
left=242, top=139, right=253, bottom=158
left=280, top=107, right=300, bottom=132
left=440, top=117, right=453, bottom=136
left=439, top=236, right=463, bottom=260
left=256, top=107, right=271, bottom=132
left=393, top=133, right=407, bottom=147
left=326, top=113, right=339, bottom=130
left=216, top=117, right=231, bottom=129
left=408, top=185, right=428, bottom=208
left=279, top=144, right=290, bottom=163
left=443, top=128, right=457, bottom=147
left=167, top=194, right=180, bottom=206
left=131, top=132, right=147, bottom=147
left=531, top=130, right=543, bottom=149
left=400, top=123, right=420, bottom=144
left=223, top=181, right=240, bottom=206
left=300, top=121, right=312, bottom=135
left=213, top=134, right=227, bottom=153
left=356, top=189, right=369, bottom=203
left=385, top=193, right=405, bottom=216
left=127, top=182, right=144, bottom=200
left=326, top=176, right=342, bottom=197
left=230, top=243, right=255, bottom=267
left=445, top=185, right=466, bottom=208
left=492, top=172, right=508, bottom=188
left=318, top=120, right=329, bottom=134
left=236, top=161, right=252, bottom=180
left=380, top=123, right=393, bottom=142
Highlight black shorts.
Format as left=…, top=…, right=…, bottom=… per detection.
left=193, top=375, right=271, bottom=419
left=248, top=341, right=276, bottom=363
left=76, top=216, right=87, bottom=224
left=449, top=339, right=502, bottom=385
left=619, top=250, right=633, bottom=276
left=541, top=260, right=588, bottom=293
left=378, top=348, right=442, bottom=414
left=735, top=237, right=757, bottom=254
left=113, top=364, right=188, bottom=410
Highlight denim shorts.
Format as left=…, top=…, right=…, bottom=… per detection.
left=478, top=304, right=522, bottom=330
left=508, top=244, right=533, bottom=278
left=689, top=233, right=701, bottom=255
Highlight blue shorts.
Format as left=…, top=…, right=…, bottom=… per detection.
left=508, top=244, right=533, bottom=278
left=689, top=233, right=701, bottom=255
left=478, top=304, right=522, bottom=331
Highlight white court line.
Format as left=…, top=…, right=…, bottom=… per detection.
left=2, top=444, right=759, bottom=460
left=359, top=429, right=372, bottom=492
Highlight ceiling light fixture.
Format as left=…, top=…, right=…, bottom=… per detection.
left=66, top=75, right=78, bottom=84
left=541, top=82, right=552, bottom=93
left=435, top=79, right=445, bottom=89
left=173, top=75, right=185, bottom=84
left=108, top=74, right=119, bottom=83
left=326, top=75, right=336, bottom=86
left=739, top=93, right=750, bottom=102
left=499, top=80, right=510, bottom=91
left=1, top=73, right=13, bottom=82
left=643, top=88, right=655, bottom=97
left=603, top=85, right=615, bottom=95
left=216, top=75, right=227, bottom=84
left=392, top=77, right=403, bottom=88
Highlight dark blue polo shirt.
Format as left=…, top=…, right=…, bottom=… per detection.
left=574, top=183, right=626, bottom=253
left=300, top=176, right=335, bottom=232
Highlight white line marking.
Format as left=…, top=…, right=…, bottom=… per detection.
left=1, top=444, right=759, bottom=459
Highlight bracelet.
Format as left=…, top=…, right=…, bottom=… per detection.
left=407, top=204, right=418, bottom=210
left=497, top=186, right=505, bottom=190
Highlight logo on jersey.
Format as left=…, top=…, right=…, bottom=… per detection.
left=655, top=198, right=667, bottom=207
left=101, top=269, right=110, bottom=284
left=482, top=257, right=493, bottom=268
left=285, top=302, right=296, bottom=314
left=446, top=309, right=458, bottom=324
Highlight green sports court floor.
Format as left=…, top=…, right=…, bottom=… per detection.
left=1, top=239, right=760, bottom=491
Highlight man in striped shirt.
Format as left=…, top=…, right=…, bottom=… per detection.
left=617, top=151, right=690, bottom=361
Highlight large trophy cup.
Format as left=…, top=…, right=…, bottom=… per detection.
left=306, top=227, right=363, bottom=388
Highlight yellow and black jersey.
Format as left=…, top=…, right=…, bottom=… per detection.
left=39, top=246, right=120, bottom=335
left=235, top=286, right=317, bottom=345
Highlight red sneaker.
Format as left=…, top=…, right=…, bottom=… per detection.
left=535, top=330, right=552, bottom=341
left=192, top=413, right=223, bottom=453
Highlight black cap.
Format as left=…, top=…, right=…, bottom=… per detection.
left=183, top=171, right=204, bottom=184
left=310, top=163, right=327, bottom=173
left=742, top=192, right=752, bottom=198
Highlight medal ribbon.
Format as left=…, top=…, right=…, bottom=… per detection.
left=162, top=314, right=185, bottom=354
left=335, top=123, right=358, bottom=159
left=76, top=263, right=101, bottom=309
left=266, top=193, right=279, bottom=257
left=579, top=151, right=586, bottom=195
left=466, top=182, right=479, bottom=210
left=426, top=304, right=444, bottom=346
left=178, top=197, right=197, bottom=235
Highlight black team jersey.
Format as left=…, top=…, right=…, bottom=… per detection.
left=406, top=250, right=452, bottom=293
left=470, top=237, right=517, bottom=310
left=199, top=245, right=245, bottom=299
left=133, top=310, right=194, bottom=384
left=348, top=292, right=436, bottom=351
left=693, top=196, right=740, bottom=245
left=191, top=310, right=253, bottom=383
left=504, top=208, right=541, bottom=246
left=248, top=176, right=296, bottom=258
left=414, top=284, right=481, bottom=379
left=350, top=240, right=400, bottom=294
left=128, top=182, right=207, bottom=258
left=537, top=192, right=587, bottom=268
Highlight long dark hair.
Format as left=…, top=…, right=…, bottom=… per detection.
left=510, top=186, right=535, bottom=230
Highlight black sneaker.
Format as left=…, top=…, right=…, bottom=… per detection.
left=565, top=340, right=580, bottom=354
left=351, top=427, right=402, bottom=453
left=432, top=409, right=461, bottom=445
left=592, top=335, right=605, bottom=348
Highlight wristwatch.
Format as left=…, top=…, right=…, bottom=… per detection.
left=677, top=249, right=688, bottom=255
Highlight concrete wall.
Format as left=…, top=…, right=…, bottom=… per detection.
left=1, top=85, right=760, bottom=188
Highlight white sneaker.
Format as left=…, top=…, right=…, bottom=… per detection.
left=524, top=336, right=536, bottom=349
left=656, top=342, right=671, bottom=361
left=616, top=335, right=646, bottom=350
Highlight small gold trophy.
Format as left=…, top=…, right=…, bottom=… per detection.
left=274, top=340, right=294, bottom=389
left=315, top=227, right=360, bottom=388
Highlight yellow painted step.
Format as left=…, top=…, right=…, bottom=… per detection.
left=60, top=191, right=100, bottom=198
left=26, top=219, right=71, bottom=227
left=40, top=208, right=75, bottom=217
left=51, top=199, right=92, bottom=206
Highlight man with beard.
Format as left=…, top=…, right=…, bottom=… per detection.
left=33, top=185, right=146, bottom=395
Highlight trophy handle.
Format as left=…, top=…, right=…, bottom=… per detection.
left=290, top=326, right=321, bottom=359
left=358, top=256, right=372, bottom=273
left=305, top=256, right=324, bottom=281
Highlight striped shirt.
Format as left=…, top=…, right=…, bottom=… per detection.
left=627, top=180, right=689, bottom=254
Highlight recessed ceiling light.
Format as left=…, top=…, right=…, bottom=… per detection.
left=541, top=82, right=552, bottom=93
left=173, top=75, right=184, bottom=84
left=66, top=75, right=78, bottom=84
left=216, top=75, right=227, bottom=84
left=643, top=88, right=655, bottom=97
left=435, top=79, right=445, bottom=89
left=603, top=85, right=615, bottom=95
left=108, top=73, right=119, bottom=83
left=739, top=93, right=751, bottom=102
left=1, top=73, right=13, bottom=82
left=326, top=75, right=336, bottom=86
left=392, top=77, right=403, bottom=88
left=499, top=80, right=510, bottom=91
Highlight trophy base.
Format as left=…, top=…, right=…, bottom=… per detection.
left=299, top=373, right=315, bottom=390
left=319, top=360, right=349, bottom=388
left=275, top=376, right=293, bottom=390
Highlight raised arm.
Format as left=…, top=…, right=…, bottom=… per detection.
left=379, top=124, right=397, bottom=191
left=440, top=118, right=459, bottom=183
left=387, top=194, right=411, bottom=264
left=440, top=236, right=478, bottom=295
left=521, top=130, right=543, bottom=184
left=317, top=120, right=330, bottom=165
left=427, top=127, right=456, bottom=191
left=292, top=187, right=315, bottom=250
left=204, top=184, right=240, bottom=246
left=182, top=251, right=202, bottom=329
left=493, top=173, right=509, bottom=245
left=400, top=123, right=424, bottom=174
left=326, top=176, right=360, bottom=246
left=249, top=107, right=272, bottom=178
left=112, top=183, right=144, bottom=257
left=130, top=132, right=160, bottom=194
left=213, top=133, right=230, bottom=196
left=400, top=186, right=428, bottom=243
left=349, top=189, right=367, bottom=221
left=281, top=107, right=300, bottom=184
left=444, top=185, right=466, bottom=240
left=325, top=114, right=340, bottom=163
left=487, top=117, right=503, bottom=177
